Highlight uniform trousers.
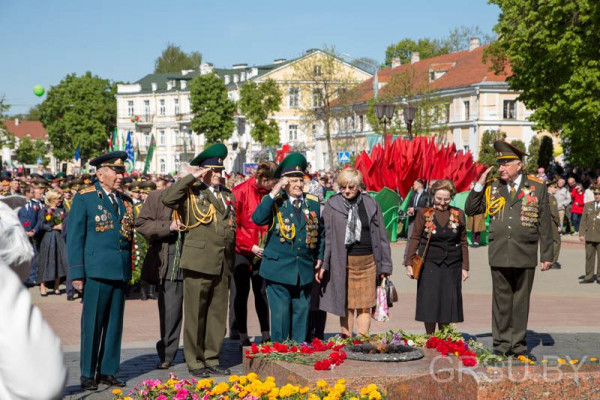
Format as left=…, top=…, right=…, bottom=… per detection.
left=265, top=280, right=311, bottom=343
left=552, top=225, right=561, bottom=263
left=182, top=268, right=229, bottom=370
left=584, top=241, right=600, bottom=280
left=490, top=267, right=535, bottom=354
left=156, top=279, right=183, bottom=364
left=80, top=278, right=126, bottom=378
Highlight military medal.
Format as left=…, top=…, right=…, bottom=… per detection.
left=280, top=237, right=286, bottom=243
left=101, top=214, right=107, bottom=221
left=95, top=216, right=100, bottom=222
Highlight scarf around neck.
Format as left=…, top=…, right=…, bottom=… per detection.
left=342, top=194, right=362, bottom=246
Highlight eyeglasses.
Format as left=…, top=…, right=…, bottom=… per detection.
left=340, top=185, right=357, bottom=190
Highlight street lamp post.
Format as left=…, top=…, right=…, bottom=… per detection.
left=403, top=104, right=417, bottom=140
left=375, top=103, right=396, bottom=142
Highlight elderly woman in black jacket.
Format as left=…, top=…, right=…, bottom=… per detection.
left=316, top=168, right=392, bottom=337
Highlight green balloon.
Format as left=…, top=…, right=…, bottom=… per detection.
left=33, top=85, right=45, bottom=97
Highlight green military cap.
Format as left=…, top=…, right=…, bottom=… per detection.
left=90, top=151, right=128, bottom=171
left=70, top=178, right=84, bottom=191
left=190, top=143, right=228, bottom=168
left=494, top=140, right=527, bottom=163
left=593, top=185, right=600, bottom=195
left=274, top=153, right=307, bottom=178
left=129, top=181, right=142, bottom=193
left=139, top=181, right=157, bottom=193
left=546, top=178, right=558, bottom=187
left=32, top=176, right=50, bottom=189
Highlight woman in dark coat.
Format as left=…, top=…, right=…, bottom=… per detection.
left=36, top=189, right=68, bottom=296
left=317, top=168, right=393, bottom=337
left=404, top=179, right=469, bottom=334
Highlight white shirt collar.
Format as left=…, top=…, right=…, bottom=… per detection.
left=509, top=174, right=523, bottom=188
left=288, top=194, right=304, bottom=205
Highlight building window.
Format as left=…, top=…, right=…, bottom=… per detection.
left=159, top=99, right=166, bottom=116
left=159, top=158, right=166, bottom=173
left=503, top=100, right=516, bottom=119
left=463, top=145, right=470, bottom=153
left=159, top=130, right=166, bottom=146
left=312, top=89, right=323, bottom=108
left=288, top=124, right=298, bottom=141
left=463, top=101, right=470, bottom=120
left=144, top=132, right=150, bottom=146
left=358, top=115, right=364, bottom=132
left=174, top=98, right=180, bottom=115
left=445, top=103, right=450, bottom=123
left=288, top=87, right=300, bottom=108
left=314, top=65, right=322, bottom=76
left=349, top=116, right=355, bottom=132
left=127, top=101, right=134, bottom=117
left=174, top=156, right=180, bottom=170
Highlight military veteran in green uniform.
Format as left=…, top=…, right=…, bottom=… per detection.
left=252, top=153, right=324, bottom=343
left=162, top=143, right=236, bottom=378
left=67, top=151, right=134, bottom=390
left=465, top=141, right=553, bottom=360
left=578, top=185, right=600, bottom=283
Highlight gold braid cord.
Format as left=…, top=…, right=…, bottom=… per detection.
left=269, top=203, right=296, bottom=240
left=485, top=185, right=505, bottom=218
left=172, top=189, right=217, bottom=230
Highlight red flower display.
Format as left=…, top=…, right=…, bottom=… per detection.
left=426, top=336, right=478, bottom=367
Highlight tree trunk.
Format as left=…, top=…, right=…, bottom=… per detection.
left=325, top=120, right=335, bottom=170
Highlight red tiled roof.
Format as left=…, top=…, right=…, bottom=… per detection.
left=1, top=120, right=47, bottom=140
left=342, top=45, right=512, bottom=104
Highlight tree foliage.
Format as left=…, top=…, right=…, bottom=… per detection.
left=189, top=73, right=235, bottom=145
left=154, top=43, right=202, bottom=73
left=349, top=57, right=380, bottom=74
left=289, top=47, right=365, bottom=169
left=538, top=135, right=554, bottom=172
left=486, top=0, right=600, bottom=166
left=526, top=136, right=540, bottom=174
left=7, top=105, right=41, bottom=121
left=238, top=79, right=282, bottom=147
left=478, top=130, right=506, bottom=167
left=15, top=137, right=48, bottom=166
left=38, top=72, right=116, bottom=161
left=0, top=95, right=15, bottom=150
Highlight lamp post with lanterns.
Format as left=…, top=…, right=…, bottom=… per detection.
left=403, top=104, right=417, bottom=140
left=375, top=103, right=396, bottom=142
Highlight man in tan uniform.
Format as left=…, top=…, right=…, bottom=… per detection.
left=547, top=179, right=562, bottom=269
left=465, top=141, right=553, bottom=360
left=578, top=185, right=600, bottom=283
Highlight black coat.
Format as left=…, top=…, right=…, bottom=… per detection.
left=408, top=190, right=433, bottom=223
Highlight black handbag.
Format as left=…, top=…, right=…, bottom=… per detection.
left=385, top=278, right=398, bottom=307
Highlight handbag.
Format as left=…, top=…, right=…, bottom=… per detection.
left=409, top=218, right=433, bottom=280
left=385, top=278, right=398, bottom=307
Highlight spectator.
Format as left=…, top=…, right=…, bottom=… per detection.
left=571, top=183, right=585, bottom=233
left=554, top=178, right=571, bottom=233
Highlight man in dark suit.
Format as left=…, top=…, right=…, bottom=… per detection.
left=404, top=179, right=432, bottom=258
left=19, top=180, right=46, bottom=286
left=465, top=141, right=553, bottom=360
left=252, top=153, right=325, bottom=343
left=67, top=151, right=133, bottom=390
left=162, top=144, right=236, bottom=378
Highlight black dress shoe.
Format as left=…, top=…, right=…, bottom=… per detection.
left=207, top=365, right=231, bottom=375
left=492, top=349, right=509, bottom=357
left=80, top=377, right=98, bottom=391
left=67, top=294, right=75, bottom=301
left=157, top=361, right=172, bottom=369
left=551, top=262, right=562, bottom=269
left=189, top=368, right=210, bottom=378
left=579, top=278, right=595, bottom=284
left=96, top=374, right=126, bottom=387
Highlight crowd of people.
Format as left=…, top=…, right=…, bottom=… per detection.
left=2, top=138, right=599, bottom=393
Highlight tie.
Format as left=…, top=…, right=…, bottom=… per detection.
left=293, top=199, right=301, bottom=209
left=292, top=199, right=302, bottom=221
left=510, top=183, right=517, bottom=200
left=108, top=193, right=119, bottom=217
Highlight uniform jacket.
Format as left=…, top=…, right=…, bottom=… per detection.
left=319, top=193, right=392, bottom=317
left=465, top=174, right=553, bottom=268
left=232, top=178, right=269, bottom=259
left=161, top=174, right=236, bottom=276
left=134, top=189, right=175, bottom=283
left=66, top=181, right=134, bottom=281
left=579, top=201, right=600, bottom=242
left=252, top=192, right=324, bottom=287
left=548, top=193, right=560, bottom=227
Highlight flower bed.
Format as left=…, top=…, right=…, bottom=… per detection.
left=111, top=373, right=387, bottom=400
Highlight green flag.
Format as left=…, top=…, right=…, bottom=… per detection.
left=143, top=134, right=156, bottom=173
left=109, top=128, right=118, bottom=151
left=399, top=188, right=414, bottom=238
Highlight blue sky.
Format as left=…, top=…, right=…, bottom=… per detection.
left=0, top=0, right=500, bottom=115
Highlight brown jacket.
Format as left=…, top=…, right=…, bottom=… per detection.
left=580, top=201, right=600, bottom=243
left=134, top=190, right=174, bottom=283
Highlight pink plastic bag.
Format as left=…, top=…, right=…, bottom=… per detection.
left=372, top=279, right=389, bottom=322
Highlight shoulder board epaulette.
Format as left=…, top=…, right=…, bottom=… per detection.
left=527, top=175, right=544, bottom=184
left=486, top=178, right=498, bottom=185
left=78, top=186, right=96, bottom=195
left=305, top=194, right=319, bottom=202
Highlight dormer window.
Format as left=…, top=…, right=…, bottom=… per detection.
left=429, top=63, right=456, bottom=82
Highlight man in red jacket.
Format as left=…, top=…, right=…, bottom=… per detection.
left=229, top=162, right=277, bottom=346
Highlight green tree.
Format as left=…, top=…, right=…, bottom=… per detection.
left=443, top=25, right=495, bottom=53
left=486, top=0, right=600, bottom=166
left=384, top=38, right=448, bottom=66
left=526, top=136, right=540, bottom=174
left=154, top=43, right=202, bottom=73
left=238, top=79, right=282, bottom=147
left=0, top=95, right=16, bottom=150
left=538, top=136, right=554, bottom=172
left=38, top=72, right=116, bottom=161
left=349, top=57, right=380, bottom=74
left=7, top=105, right=41, bottom=121
left=478, top=130, right=506, bottom=166
left=15, top=137, right=49, bottom=166
left=189, top=73, right=235, bottom=144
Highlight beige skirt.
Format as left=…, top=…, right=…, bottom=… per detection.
left=346, top=254, right=376, bottom=310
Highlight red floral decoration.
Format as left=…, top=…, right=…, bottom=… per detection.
left=426, top=336, right=477, bottom=367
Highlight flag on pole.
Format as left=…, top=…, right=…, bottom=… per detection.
left=74, top=146, right=80, bottom=161
left=109, top=128, right=118, bottom=151
left=120, top=132, right=125, bottom=151
left=143, top=134, right=156, bottom=173
left=125, top=131, right=135, bottom=172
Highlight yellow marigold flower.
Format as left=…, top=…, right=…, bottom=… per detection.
left=240, top=376, right=248, bottom=385
left=369, top=390, right=382, bottom=400
left=570, top=359, right=579, bottom=364
left=557, top=358, right=566, bottom=364
left=247, top=372, right=258, bottom=381
left=590, top=357, right=598, bottom=362
left=540, top=359, right=548, bottom=363
left=111, top=389, right=123, bottom=395
left=308, top=394, right=321, bottom=400
left=333, top=383, right=346, bottom=393
left=266, top=376, right=276, bottom=382
left=211, top=382, right=230, bottom=395
left=269, top=388, right=279, bottom=397
left=229, top=375, right=240, bottom=383
left=122, top=397, right=133, bottom=400
left=316, top=379, right=328, bottom=388
left=336, top=378, right=346, bottom=385
left=350, top=397, right=359, bottom=400
left=367, top=384, right=378, bottom=392
left=361, top=388, right=369, bottom=397
left=197, top=378, right=212, bottom=388
left=300, top=386, right=310, bottom=394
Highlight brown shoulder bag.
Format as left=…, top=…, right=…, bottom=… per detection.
left=409, top=218, right=433, bottom=280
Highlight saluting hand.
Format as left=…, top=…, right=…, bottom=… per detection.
left=191, top=167, right=212, bottom=180
left=477, top=166, right=495, bottom=186
left=270, top=177, right=289, bottom=197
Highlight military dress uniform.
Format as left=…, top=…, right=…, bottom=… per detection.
left=547, top=182, right=562, bottom=266
left=67, top=152, right=134, bottom=389
left=579, top=186, right=600, bottom=283
left=162, top=143, right=236, bottom=377
left=465, top=141, right=553, bottom=356
left=251, top=153, right=325, bottom=343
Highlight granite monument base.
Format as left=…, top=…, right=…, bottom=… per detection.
left=243, top=348, right=600, bottom=399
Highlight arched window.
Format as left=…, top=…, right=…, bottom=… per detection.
left=159, top=158, right=166, bottom=173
